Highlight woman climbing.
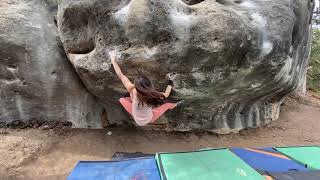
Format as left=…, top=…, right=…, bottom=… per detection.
left=108, top=50, right=181, bottom=126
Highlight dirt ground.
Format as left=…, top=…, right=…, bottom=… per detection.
left=1, top=95, right=320, bottom=180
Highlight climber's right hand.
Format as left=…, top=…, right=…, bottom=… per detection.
left=166, top=72, right=177, bottom=81
left=166, top=73, right=177, bottom=87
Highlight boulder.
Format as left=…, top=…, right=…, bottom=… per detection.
left=58, top=0, right=314, bottom=133
left=0, top=0, right=314, bottom=133
left=0, top=0, right=104, bottom=128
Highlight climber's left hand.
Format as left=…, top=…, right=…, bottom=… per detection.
left=108, top=50, right=117, bottom=61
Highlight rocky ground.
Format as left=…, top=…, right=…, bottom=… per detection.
left=1, top=95, right=320, bottom=180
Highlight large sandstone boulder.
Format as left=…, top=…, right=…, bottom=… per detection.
left=0, top=0, right=104, bottom=128
left=0, top=0, right=314, bottom=133
left=57, top=0, right=314, bottom=133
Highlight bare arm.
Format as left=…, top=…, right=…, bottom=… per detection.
left=162, top=85, right=173, bottom=98
left=109, top=51, right=134, bottom=93
left=162, top=73, right=176, bottom=98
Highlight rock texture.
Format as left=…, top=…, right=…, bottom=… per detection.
left=0, top=0, right=104, bottom=128
left=0, top=0, right=315, bottom=133
left=57, top=0, right=314, bottom=133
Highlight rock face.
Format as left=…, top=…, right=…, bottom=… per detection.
left=0, top=0, right=314, bottom=133
left=57, top=0, right=314, bottom=133
left=0, top=0, right=104, bottom=128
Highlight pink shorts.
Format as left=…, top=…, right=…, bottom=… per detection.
left=119, top=97, right=176, bottom=124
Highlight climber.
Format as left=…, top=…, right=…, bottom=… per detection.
left=108, top=50, right=182, bottom=126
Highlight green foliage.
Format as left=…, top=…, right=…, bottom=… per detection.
left=307, top=29, right=320, bottom=95
left=313, top=18, right=320, bottom=26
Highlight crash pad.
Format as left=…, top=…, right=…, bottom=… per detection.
left=231, top=148, right=308, bottom=173
left=67, top=157, right=161, bottom=180
left=269, top=170, right=320, bottom=180
left=275, top=146, right=320, bottom=170
left=156, top=148, right=264, bottom=180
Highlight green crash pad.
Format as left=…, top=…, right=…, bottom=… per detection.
left=275, top=146, right=320, bottom=170
left=156, top=148, right=264, bottom=180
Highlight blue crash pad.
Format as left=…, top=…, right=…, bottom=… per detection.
left=67, top=157, right=161, bottom=180
left=231, top=148, right=308, bottom=173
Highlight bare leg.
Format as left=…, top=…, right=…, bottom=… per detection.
left=151, top=103, right=177, bottom=122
